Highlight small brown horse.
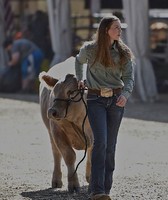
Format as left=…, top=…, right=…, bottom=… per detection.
left=39, top=71, right=93, bottom=193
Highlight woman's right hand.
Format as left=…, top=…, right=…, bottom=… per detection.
left=77, top=80, right=85, bottom=89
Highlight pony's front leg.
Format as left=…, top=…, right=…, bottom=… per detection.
left=59, top=143, right=80, bottom=193
left=49, top=132, right=63, bottom=188
left=86, top=146, right=92, bottom=183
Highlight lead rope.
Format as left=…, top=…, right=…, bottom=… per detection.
left=72, top=88, right=88, bottom=177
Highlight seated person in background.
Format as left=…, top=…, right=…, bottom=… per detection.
left=3, top=37, right=44, bottom=92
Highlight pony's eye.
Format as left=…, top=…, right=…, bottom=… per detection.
left=68, top=90, right=74, bottom=96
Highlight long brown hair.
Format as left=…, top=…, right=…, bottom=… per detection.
left=93, top=15, right=134, bottom=68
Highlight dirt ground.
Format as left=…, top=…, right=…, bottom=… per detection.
left=0, top=93, right=168, bottom=200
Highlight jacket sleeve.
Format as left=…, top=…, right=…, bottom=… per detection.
left=121, top=60, right=135, bottom=99
left=75, top=45, right=88, bottom=81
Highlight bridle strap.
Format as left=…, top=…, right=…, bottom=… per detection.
left=53, top=89, right=85, bottom=118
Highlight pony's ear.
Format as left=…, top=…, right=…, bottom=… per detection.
left=39, top=71, right=58, bottom=90
left=64, top=74, right=78, bottom=85
left=65, top=74, right=75, bottom=80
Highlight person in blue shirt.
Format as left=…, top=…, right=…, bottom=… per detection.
left=3, top=37, right=44, bottom=92
left=75, top=15, right=135, bottom=200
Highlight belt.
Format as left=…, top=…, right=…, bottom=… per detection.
left=88, top=88, right=122, bottom=97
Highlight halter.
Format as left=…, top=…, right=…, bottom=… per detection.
left=53, top=88, right=85, bottom=118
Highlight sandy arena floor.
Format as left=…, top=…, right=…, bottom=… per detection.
left=0, top=93, right=168, bottom=200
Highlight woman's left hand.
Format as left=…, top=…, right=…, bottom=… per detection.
left=116, top=95, right=127, bottom=107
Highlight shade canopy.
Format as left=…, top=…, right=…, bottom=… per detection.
left=85, top=0, right=168, bottom=9
left=0, top=0, right=6, bottom=69
left=47, top=0, right=72, bottom=66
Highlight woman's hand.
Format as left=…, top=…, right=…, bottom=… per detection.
left=77, top=80, right=85, bottom=89
left=116, top=95, right=127, bottom=107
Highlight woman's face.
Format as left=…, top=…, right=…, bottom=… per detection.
left=107, top=20, right=122, bottom=43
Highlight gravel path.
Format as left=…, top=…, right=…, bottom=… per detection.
left=0, top=94, right=168, bottom=200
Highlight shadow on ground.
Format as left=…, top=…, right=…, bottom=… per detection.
left=21, top=186, right=89, bottom=200
left=124, top=95, right=168, bottom=123
left=0, top=93, right=168, bottom=123
left=0, top=93, right=39, bottom=103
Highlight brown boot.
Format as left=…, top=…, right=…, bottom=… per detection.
left=89, top=193, right=111, bottom=200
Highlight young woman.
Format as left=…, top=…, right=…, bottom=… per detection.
left=75, top=15, right=135, bottom=200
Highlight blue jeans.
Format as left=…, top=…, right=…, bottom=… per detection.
left=22, top=49, right=44, bottom=79
left=87, top=94, right=124, bottom=195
